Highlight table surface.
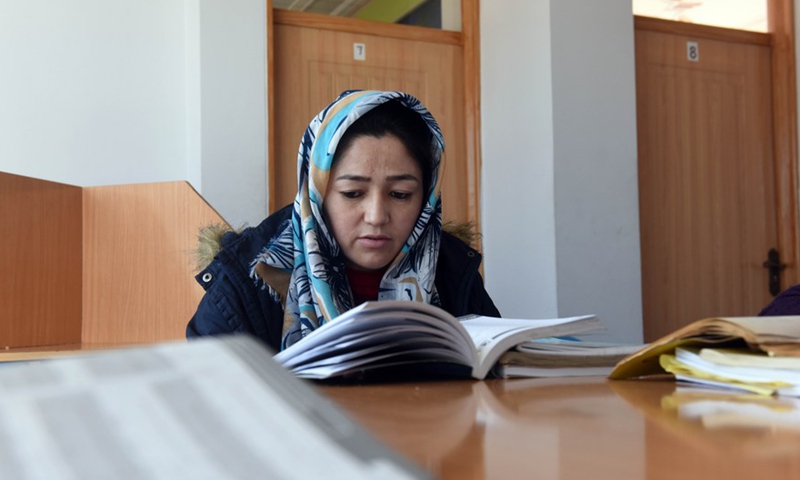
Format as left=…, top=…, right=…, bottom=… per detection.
left=322, top=376, right=800, bottom=480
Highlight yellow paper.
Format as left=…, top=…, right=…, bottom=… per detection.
left=659, top=354, right=781, bottom=397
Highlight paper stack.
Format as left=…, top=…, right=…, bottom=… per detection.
left=660, top=348, right=800, bottom=396
left=609, top=316, right=800, bottom=397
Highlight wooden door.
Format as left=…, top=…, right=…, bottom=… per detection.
left=272, top=11, right=473, bottom=225
left=636, top=19, right=779, bottom=340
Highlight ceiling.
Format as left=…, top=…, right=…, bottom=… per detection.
left=633, top=0, right=768, bottom=32
left=273, top=0, right=372, bottom=17
left=274, top=1, right=768, bottom=33
left=272, top=0, right=429, bottom=24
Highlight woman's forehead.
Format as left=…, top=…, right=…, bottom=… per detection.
left=330, top=136, right=420, bottom=175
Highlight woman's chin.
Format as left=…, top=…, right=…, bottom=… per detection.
left=346, top=256, right=393, bottom=273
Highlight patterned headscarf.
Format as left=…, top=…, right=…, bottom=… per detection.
left=252, top=90, right=445, bottom=347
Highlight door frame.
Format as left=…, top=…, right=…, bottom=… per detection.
left=265, top=0, right=482, bottom=231
left=634, top=0, right=799, bottom=291
left=769, top=0, right=799, bottom=288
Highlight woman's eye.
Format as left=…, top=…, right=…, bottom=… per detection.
left=391, top=191, right=411, bottom=200
left=341, top=191, right=362, bottom=199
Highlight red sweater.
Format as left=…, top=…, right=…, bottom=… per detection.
left=347, top=268, right=387, bottom=305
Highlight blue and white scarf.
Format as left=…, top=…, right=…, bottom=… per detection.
left=251, top=90, right=445, bottom=347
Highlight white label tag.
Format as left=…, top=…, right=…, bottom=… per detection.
left=353, top=43, right=366, bottom=61
left=687, top=41, right=699, bottom=62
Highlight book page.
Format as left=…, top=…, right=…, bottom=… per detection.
left=516, top=338, right=644, bottom=357
left=0, top=337, right=429, bottom=480
left=674, top=347, right=800, bottom=385
left=699, top=348, right=800, bottom=369
left=498, top=364, right=616, bottom=378
left=460, top=315, right=601, bottom=379
left=275, top=301, right=476, bottom=379
left=717, top=317, right=800, bottom=341
left=660, top=350, right=784, bottom=396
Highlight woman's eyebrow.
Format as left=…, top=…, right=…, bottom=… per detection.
left=386, top=174, right=420, bottom=183
left=333, top=174, right=420, bottom=183
left=333, top=174, right=370, bottom=182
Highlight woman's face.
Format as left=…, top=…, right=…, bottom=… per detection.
left=324, top=134, right=425, bottom=272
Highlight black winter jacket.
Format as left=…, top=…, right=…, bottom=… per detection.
left=187, top=205, right=500, bottom=352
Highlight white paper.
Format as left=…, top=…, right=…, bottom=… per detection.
left=0, top=338, right=429, bottom=480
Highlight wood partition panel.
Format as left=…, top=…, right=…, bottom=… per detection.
left=0, top=173, right=228, bottom=351
left=0, top=172, right=83, bottom=348
left=82, top=182, right=227, bottom=345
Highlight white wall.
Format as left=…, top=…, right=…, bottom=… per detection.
left=0, top=0, right=267, bottom=227
left=0, top=0, right=188, bottom=186
left=550, top=1, right=643, bottom=343
left=481, top=0, right=559, bottom=319
left=481, top=0, right=643, bottom=343
left=193, top=0, right=268, bottom=227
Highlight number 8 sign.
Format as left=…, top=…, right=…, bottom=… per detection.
left=687, top=41, right=699, bottom=62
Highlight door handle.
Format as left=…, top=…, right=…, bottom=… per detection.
left=763, top=248, right=786, bottom=296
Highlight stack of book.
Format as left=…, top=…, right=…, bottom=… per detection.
left=610, top=316, right=800, bottom=396
left=494, top=338, right=643, bottom=378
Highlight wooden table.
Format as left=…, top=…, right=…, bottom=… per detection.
left=322, top=377, right=800, bottom=480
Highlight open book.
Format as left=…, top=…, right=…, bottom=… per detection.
left=274, top=300, right=602, bottom=380
left=609, top=316, right=800, bottom=395
left=0, top=336, right=431, bottom=480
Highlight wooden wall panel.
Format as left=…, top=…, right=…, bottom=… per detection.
left=82, top=182, right=227, bottom=345
left=0, top=172, right=83, bottom=348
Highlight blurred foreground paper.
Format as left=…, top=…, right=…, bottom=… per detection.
left=0, top=336, right=430, bottom=480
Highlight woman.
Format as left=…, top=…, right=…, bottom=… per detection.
left=188, top=90, right=499, bottom=351
left=759, top=284, right=800, bottom=315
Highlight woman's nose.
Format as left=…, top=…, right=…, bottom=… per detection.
left=363, top=195, right=389, bottom=225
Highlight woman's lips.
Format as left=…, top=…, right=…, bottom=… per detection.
left=358, top=235, right=391, bottom=248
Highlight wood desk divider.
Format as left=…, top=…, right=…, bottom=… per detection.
left=0, top=171, right=229, bottom=351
